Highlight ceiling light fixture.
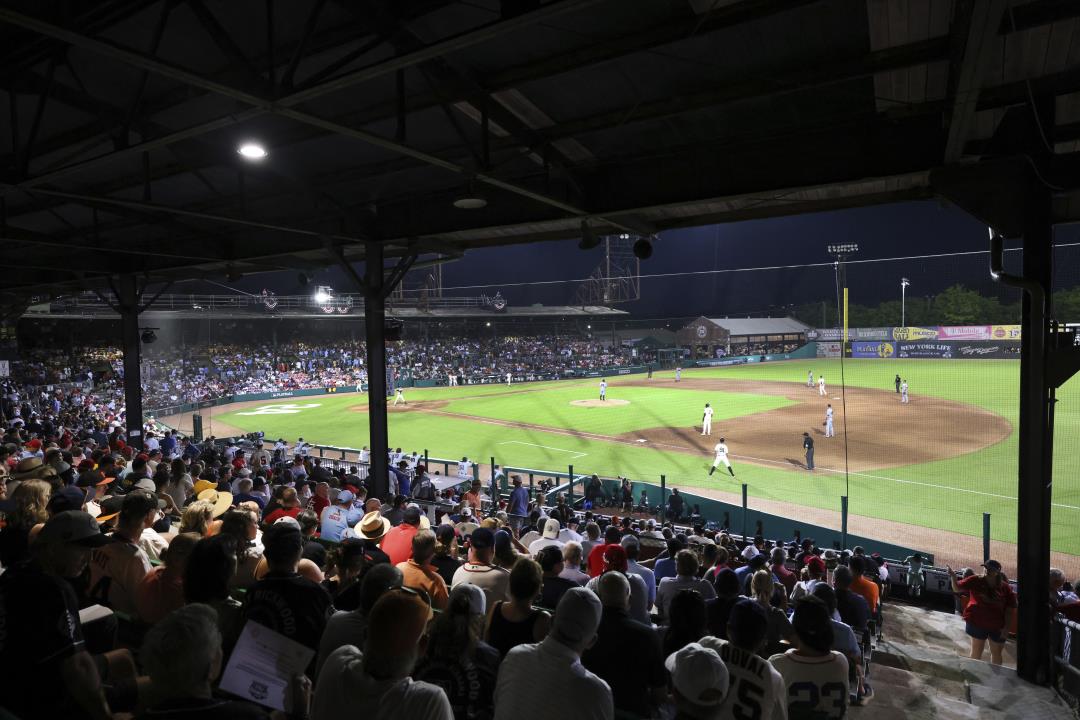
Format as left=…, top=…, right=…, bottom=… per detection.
left=238, top=142, right=268, bottom=160
left=453, top=179, right=487, bottom=209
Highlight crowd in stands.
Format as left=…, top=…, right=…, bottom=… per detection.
left=10, top=335, right=637, bottom=411
left=0, top=389, right=927, bottom=720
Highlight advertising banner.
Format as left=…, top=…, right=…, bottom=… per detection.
left=809, top=327, right=891, bottom=341
left=816, top=342, right=842, bottom=358
left=990, top=325, right=1022, bottom=340
left=851, top=341, right=896, bottom=358
left=897, top=342, right=953, bottom=359
left=890, top=326, right=941, bottom=341
left=955, top=342, right=1021, bottom=359
left=936, top=326, right=993, bottom=341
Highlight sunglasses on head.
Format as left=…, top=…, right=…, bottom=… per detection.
left=394, top=585, right=432, bottom=607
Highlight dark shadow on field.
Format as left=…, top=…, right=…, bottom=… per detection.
left=812, top=428, right=824, bottom=436
left=785, top=457, right=808, bottom=469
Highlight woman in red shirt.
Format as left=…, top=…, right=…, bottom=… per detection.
left=947, top=559, right=1016, bottom=665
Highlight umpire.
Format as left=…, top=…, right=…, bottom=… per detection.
left=895, top=374, right=901, bottom=393
left=803, top=432, right=815, bottom=471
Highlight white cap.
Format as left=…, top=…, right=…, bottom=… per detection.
left=551, top=588, right=602, bottom=647
left=449, top=583, right=486, bottom=617
left=542, top=518, right=561, bottom=539
left=740, top=544, right=759, bottom=561
left=665, top=642, right=729, bottom=706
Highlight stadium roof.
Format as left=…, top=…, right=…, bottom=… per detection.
left=705, top=317, right=811, bottom=336
left=2, top=0, right=1080, bottom=305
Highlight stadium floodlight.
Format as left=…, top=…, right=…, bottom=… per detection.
left=237, top=142, right=267, bottom=160
left=826, top=243, right=859, bottom=255
left=901, top=277, right=910, bottom=326
left=313, top=286, right=333, bottom=304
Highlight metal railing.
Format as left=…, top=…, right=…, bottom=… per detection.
left=1053, top=613, right=1080, bottom=708
left=44, top=292, right=503, bottom=313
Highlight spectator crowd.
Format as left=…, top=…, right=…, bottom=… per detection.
left=10, top=335, right=637, bottom=412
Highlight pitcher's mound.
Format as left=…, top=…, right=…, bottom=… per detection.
left=571, top=399, right=630, bottom=407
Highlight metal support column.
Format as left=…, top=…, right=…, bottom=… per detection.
left=365, top=241, right=390, bottom=500
left=116, top=275, right=144, bottom=451
left=1015, top=188, right=1053, bottom=685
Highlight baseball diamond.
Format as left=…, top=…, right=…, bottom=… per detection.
left=166, top=357, right=1080, bottom=572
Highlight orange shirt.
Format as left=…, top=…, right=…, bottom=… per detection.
left=381, top=523, right=419, bottom=566
left=397, top=559, right=449, bottom=610
left=850, top=574, right=880, bottom=614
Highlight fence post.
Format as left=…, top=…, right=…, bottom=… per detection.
left=424, top=449, right=429, bottom=469
left=983, top=512, right=991, bottom=564
left=490, top=456, right=496, bottom=501
left=841, top=496, right=848, bottom=550
left=741, top=483, right=748, bottom=541
left=568, top=465, right=574, bottom=508
left=659, top=475, right=667, bottom=523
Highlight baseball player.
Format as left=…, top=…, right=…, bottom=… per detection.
left=599, top=379, right=607, bottom=401
left=901, top=379, right=909, bottom=403
left=808, top=370, right=814, bottom=388
left=675, top=366, right=682, bottom=382
left=708, top=437, right=735, bottom=477
left=506, top=372, right=512, bottom=387
left=818, top=375, right=826, bottom=396
left=393, top=387, right=406, bottom=405
left=701, top=403, right=714, bottom=436
left=824, top=404, right=834, bottom=438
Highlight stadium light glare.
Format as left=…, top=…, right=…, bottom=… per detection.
left=237, top=142, right=267, bottom=160
left=826, top=243, right=859, bottom=255
left=313, top=286, right=333, bottom=304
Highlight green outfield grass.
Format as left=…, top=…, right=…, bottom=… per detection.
left=214, top=358, right=1080, bottom=556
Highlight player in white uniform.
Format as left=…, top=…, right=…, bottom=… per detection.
left=506, top=372, right=512, bottom=387
left=675, top=366, right=682, bottom=382
left=808, top=370, right=814, bottom=388
left=709, top=437, right=735, bottom=477
left=701, top=403, right=714, bottom=436
left=457, top=457, right=472, bottom=480
left=393, top=387, right=406, bottom=405
left=599, top=379, right=607, bottom=401
left=901, top=379, right=909, bottom=403
left=818, top=375, right=826, bottom=396
left=824, top=404, right=834, bottom=438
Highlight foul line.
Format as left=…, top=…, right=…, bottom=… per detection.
left=497, top=441, right=587, bottom=459
left=726, top=451, right=1080, bottom=512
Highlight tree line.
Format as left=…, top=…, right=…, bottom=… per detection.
left=792, top=284, right=1080, bottom=328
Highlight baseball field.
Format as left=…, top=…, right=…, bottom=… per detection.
left=192, top=359, right=1080, bottom=569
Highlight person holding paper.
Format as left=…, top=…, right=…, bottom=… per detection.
left=140, top=603, right=275, bottom=719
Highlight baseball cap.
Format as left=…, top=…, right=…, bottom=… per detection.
left=132, top=478, right=156, bottom=493
left=470, top=527, right=495, bottom=550
left=740, top=544, right=759, bottom=561
left=338, top=490, right=355, bottom=504
left=95, top=495, right=126, bottom=523
left=726, top=597, right=768, bottom=638
left=123, top=489, right=164, bottom=517
left=602, top=544, right=629, bottom=572
left=982, top=559, right=1002, bottom=572
left=551, top=587, right=602, bottom=647
left=436, top=524, right=457, bottom=545
left=665, top=643, right=729, bottom=706
left=748, top=553, right=768, bottom=569
left=449, top=583, right=486, bottom=617
left=807, top=556, right=827, bottom=575
left=542, top=518, right=561, bottom=539
left=620, top=535, right=640, bottom=552
left=366, top=588, right=433, bottom=657
left=193, top=479, right=216, bottom=496
left=262, top=522, right=303, bottom=553
left=47, top=486, right=87, bottom=514
left=274, top=516, right=301, bottom=529
left=37, top=511, right=109, bottom=547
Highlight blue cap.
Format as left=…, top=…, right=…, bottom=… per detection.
left=338, top=490, right=355, bottom=504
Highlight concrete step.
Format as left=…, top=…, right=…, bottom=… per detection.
left=877, top=602, right=1017, bottom=668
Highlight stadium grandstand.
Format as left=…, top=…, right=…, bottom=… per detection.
left=3, top=2, right=1080, bottom=720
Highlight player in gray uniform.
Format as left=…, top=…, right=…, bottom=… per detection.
left=599, top=379, right=607, bottom=401
left=824, top=404, right=835, bottom=438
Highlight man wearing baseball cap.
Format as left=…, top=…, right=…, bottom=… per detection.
left=701, top=598, right=787, bottom=720
left=313, top=587, right=452, bottom=720
left=0, top=511, right=116, bottom=720
left=320, top=489, right=362, bottom=543
left=494, top=587, right=612, bottom=720
left=88, top=490, right=159, bottom=615
left=769, top=595, right=849, bottom=718
left=382, top=505, right=429, bottom=566
left=665, top=642, right=729, bottom=719
left=451, top=527, right=510, bottom=609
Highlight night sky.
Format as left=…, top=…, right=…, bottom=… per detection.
left=211, top=200, right=1080, bottom=319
